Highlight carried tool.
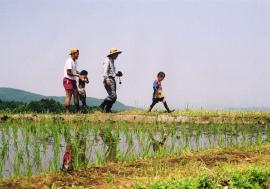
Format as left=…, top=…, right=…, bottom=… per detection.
left=116, top=71, right=123, bottom=85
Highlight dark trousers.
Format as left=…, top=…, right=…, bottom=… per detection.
left=149, top=97, right=171, bottom=112
left=79, top=94, right=86, bottom=107
left=100, top=78, right=117, bottom=112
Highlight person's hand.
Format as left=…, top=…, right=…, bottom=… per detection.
left=157, top=89, right=162, bottom=95
left=79, top=75, right=84, bottom=80
left=116, top=71, right=123, bottom=77
left=106, top=79, right=112, bottom=86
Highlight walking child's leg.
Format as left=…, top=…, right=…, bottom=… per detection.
left=148, top=99, right=158, bottom=112
left=163, top=100, right=175, bottom=113
left=82, top=95, right=87, bottom=107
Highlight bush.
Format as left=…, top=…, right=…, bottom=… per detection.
left=230, top=168, right=270, bottom=189
left=0, top=99, right=64, bottom=113
left=26, top=99, right=64, bottom=113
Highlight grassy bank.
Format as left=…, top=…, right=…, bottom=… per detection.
left=1, top=110, right=270, bottom=124
left=136, top=167, right=270, bottom=189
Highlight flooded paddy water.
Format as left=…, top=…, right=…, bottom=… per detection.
left=0, top=118, right=269, bottom=177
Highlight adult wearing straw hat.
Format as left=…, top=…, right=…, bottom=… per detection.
left=63, top=48, right=82, bottom=113
left=99, top=48, right=123, bottom=113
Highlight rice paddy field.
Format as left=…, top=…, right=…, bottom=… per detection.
left=0, top=110, right=270, bottom=188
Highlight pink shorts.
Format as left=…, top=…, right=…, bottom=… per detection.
left=63, top=78, right=77, bottom=90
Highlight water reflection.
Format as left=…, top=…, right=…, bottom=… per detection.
left=61, top=143, right=73, bottom=172
left=149, top=132, right=168, bottom=152
left=99, top=128, right=118, bottom=162
left=76, top=131, right=87, bottom=167
left=0, top=122, right=269, bottom=177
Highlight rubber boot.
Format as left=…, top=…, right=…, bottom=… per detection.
left=75, top=104, right=80, bottom=112
left=65, top=106, right=71, bottom=113
left=148, top=105, right=154, bottom=112
left=99, top=99, right=110, bottom=112
left=82, top=96, right=87, bottom=107
left=163, top=101, right=175, bottom=113
left=81, top=101, right=88, bottom=114
left=105, top=101, right=114, bottom=113
left=148, top=101, right=157, bottom=112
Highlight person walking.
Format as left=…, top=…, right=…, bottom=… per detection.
left=148, top=71, right=174, bottom=113
left=99, top=48, right=123, bottom=113
left=63, top=48, right=82, bottom=113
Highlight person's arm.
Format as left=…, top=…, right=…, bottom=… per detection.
left=103, top=59, right=112, bottom=85
left=116, top=71, right=123, bottom=77
left=67, top=69, right=80, bottom=77
left=103, top=59, right=109, bottom=80
left=153, top=81, right=159, bottom=91
left=66, top=60, right=80, bottom=77
left=76, top=71, right=84, bottom=80
left=67, top=69, right=81, bottom=79
left=85, top=77, right=89, bottom=84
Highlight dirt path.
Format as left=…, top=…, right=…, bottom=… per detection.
left=2, top=112, right=270, bottom=124
left=1, top=143, right=270, bottom=189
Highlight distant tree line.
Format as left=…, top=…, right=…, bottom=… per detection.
left=0, top=99, right=64, bottom=113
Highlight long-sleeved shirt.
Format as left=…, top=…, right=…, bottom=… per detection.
left=103, top=57, right=116, bottom=80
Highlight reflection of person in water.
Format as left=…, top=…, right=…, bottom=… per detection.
left=149, top=132, right=168, bottom=152
left=76, top=132, right=87, bottom=166
left=61, top=143, right=73, bottom=172
left=99, top=128, right=117, bottom=161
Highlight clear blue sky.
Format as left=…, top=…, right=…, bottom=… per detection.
left=1, top=0, right=269, bottom=109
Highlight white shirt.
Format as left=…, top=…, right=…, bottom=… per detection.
left=64, top=57, right=78, bottom=80
left=103, top=57, right=116, bottom=79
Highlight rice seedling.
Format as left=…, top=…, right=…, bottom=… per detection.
left=0, top=115, right=269, bottom=178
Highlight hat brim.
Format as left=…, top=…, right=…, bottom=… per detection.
left=108, top=51, right=122, bottom=56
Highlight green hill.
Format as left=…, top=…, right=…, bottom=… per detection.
left=0, top=87, right=133, bottom=110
